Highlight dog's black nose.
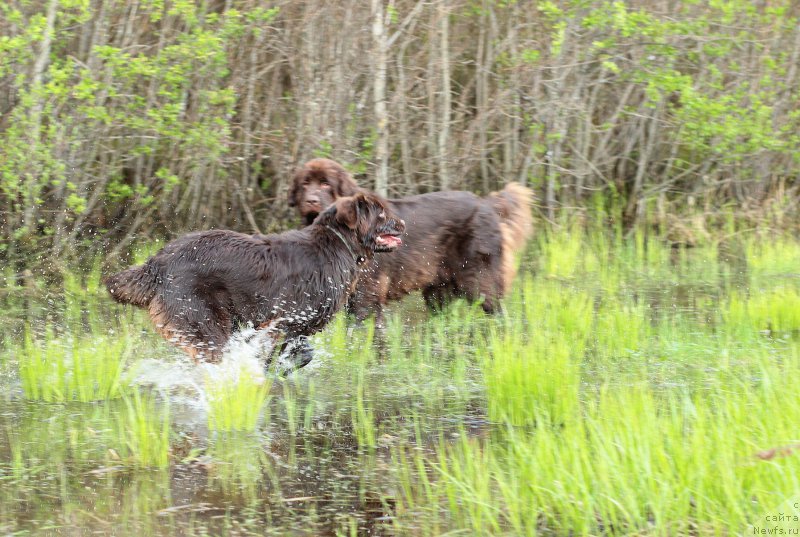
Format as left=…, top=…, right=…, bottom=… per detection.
left=304, top=197, right=321, bottom=209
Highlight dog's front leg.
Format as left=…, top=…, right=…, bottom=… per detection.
left=283, top=335, right=315, bottom=372
left=267, top=335, right=315, bottom=375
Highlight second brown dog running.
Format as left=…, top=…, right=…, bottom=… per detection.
left=289, top=158, right=533, bottom=324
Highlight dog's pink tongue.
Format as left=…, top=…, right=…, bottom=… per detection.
left=377, top=234, right=403, bottom=248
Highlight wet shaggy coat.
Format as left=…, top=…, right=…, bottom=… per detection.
left=289, top=158, right=534, bottom=322
left=104, top=193, right=404, bottom=363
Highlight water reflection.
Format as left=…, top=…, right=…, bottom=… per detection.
left=2, top=238, right=799, bottom=535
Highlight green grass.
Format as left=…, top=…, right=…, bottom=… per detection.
left=204, top=432, right=273, bottom=499
left=723, top=286, right=800, bottom=335
left=394, top=331, right=800, bottom=535
left=17, top=329, right=131, bottom=402
left=386, top=226, right=800, bottom=536
left=538, top=222, right=591, bottom=278
left=480, top=328, right=578, bottom=427
left=115, top=390, right=171, bottom=468
left=594, top=297, right=652, bottom=359
left=745, top=232, right=800, bottom=280
left=206, top=367, right=273, bottom=432
left=4, top=223, right=800, bottom=535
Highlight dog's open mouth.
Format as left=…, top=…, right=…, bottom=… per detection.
left=375, top=233, right=403, bottom=250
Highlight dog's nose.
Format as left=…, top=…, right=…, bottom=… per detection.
left=304, top=195, right=321, bottom=208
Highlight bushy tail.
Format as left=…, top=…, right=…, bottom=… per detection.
left=488, top=182, right=534, bottom=294
left=103, top=262, right=161, bottom=308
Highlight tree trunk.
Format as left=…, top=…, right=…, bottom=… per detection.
left=437, top=0, right=451, bottom=190
left=372, top=0, right=389, bottom=197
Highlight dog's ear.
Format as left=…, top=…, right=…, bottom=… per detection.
left=288, top=169, right=305, bottom=207
left=334, top=195, right=361, bottom=229
left=336, top=166, right=359, bottom=198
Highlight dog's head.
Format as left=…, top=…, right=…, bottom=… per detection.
left=289, top=158, right=360, bottom=226
left=320, top=192, right=404, bottom=254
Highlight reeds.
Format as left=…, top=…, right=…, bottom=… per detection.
left=18, top=329, right=130, bottom=402
left=395, top=347, right=800, bottom=535
left=114, top=390, right=171, bottom=468
left=389, top=225, right=800, bottom=536
left=206, top=368, right=273, bottom=432
left=723, top=286, right=800, bottom=335
left=6, top=223, right=800, bottom=534
left=480, top=328, right=579, bottom=427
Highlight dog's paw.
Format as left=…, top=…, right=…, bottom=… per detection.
left=268, top=337, right=314, bottom=376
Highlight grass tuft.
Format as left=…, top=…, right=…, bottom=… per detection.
left=18, top=329, right=131, bottom=402
left=481, top=329, right=579, bottom=427
left=115, top=390, right=171, bottom=468
left=206, top=368, right=272, bottom=432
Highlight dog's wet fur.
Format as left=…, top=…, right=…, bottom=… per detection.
left=289, top=158, right=533, bottom=323
left=105, top=192, right=404, bottom=369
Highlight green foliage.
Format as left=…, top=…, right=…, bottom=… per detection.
left=723, top=287, right=800, bottom=335
left=2, top=0, right=800, bottom=266
left=481, top=328, right=579, bottom=427
left=0, top=3, right=279, bottom=263
left=17, top=329, right=131, bottom=402
left=522, top=0, right=800, bottom=220
left=115, top=390, right=171, bottom=468
left=206, top=368, right=272, bottom=432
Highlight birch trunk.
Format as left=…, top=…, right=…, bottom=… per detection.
left=437, top=0, right=451, bottom=189
left=372, top=0, right=389, bottom=197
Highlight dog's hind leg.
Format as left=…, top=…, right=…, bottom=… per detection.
left=148, top=297, right=231, bottom=362
left=454, top=256, right=501, bottom=314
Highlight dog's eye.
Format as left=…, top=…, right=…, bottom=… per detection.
left=320, top=180, right=330, bottom=188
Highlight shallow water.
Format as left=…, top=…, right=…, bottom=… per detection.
left=0, top=290, right=482, bottom=535
left=2, top=237, right=800, bottom=535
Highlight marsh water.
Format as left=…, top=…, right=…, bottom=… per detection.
left=0, top=290, right=485, bottom=536
left=2, top=233, right=800, bottom=536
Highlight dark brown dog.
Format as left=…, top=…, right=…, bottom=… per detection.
left=289, top=158, right=533, bottom=323
left=105, top=192, right=404, bottom=368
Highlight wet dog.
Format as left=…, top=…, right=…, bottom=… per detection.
left=289, top=158, right=533, bottom=324
left=105, top=192, right=404, bottom=369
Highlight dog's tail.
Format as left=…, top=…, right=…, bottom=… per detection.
left=104, top=261, right=162, bottom=308
left=488, top=182, right=534, bottom=294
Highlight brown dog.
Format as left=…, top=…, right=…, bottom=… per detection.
left=289, top=158, right=533, bottom=323
left=105, top=192, right=404, bottom=368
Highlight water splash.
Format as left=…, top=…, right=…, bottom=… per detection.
left=129, top=326, right=273, bottom=412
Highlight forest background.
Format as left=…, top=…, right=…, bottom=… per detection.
left=1, top=0, right=799, bottom=272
